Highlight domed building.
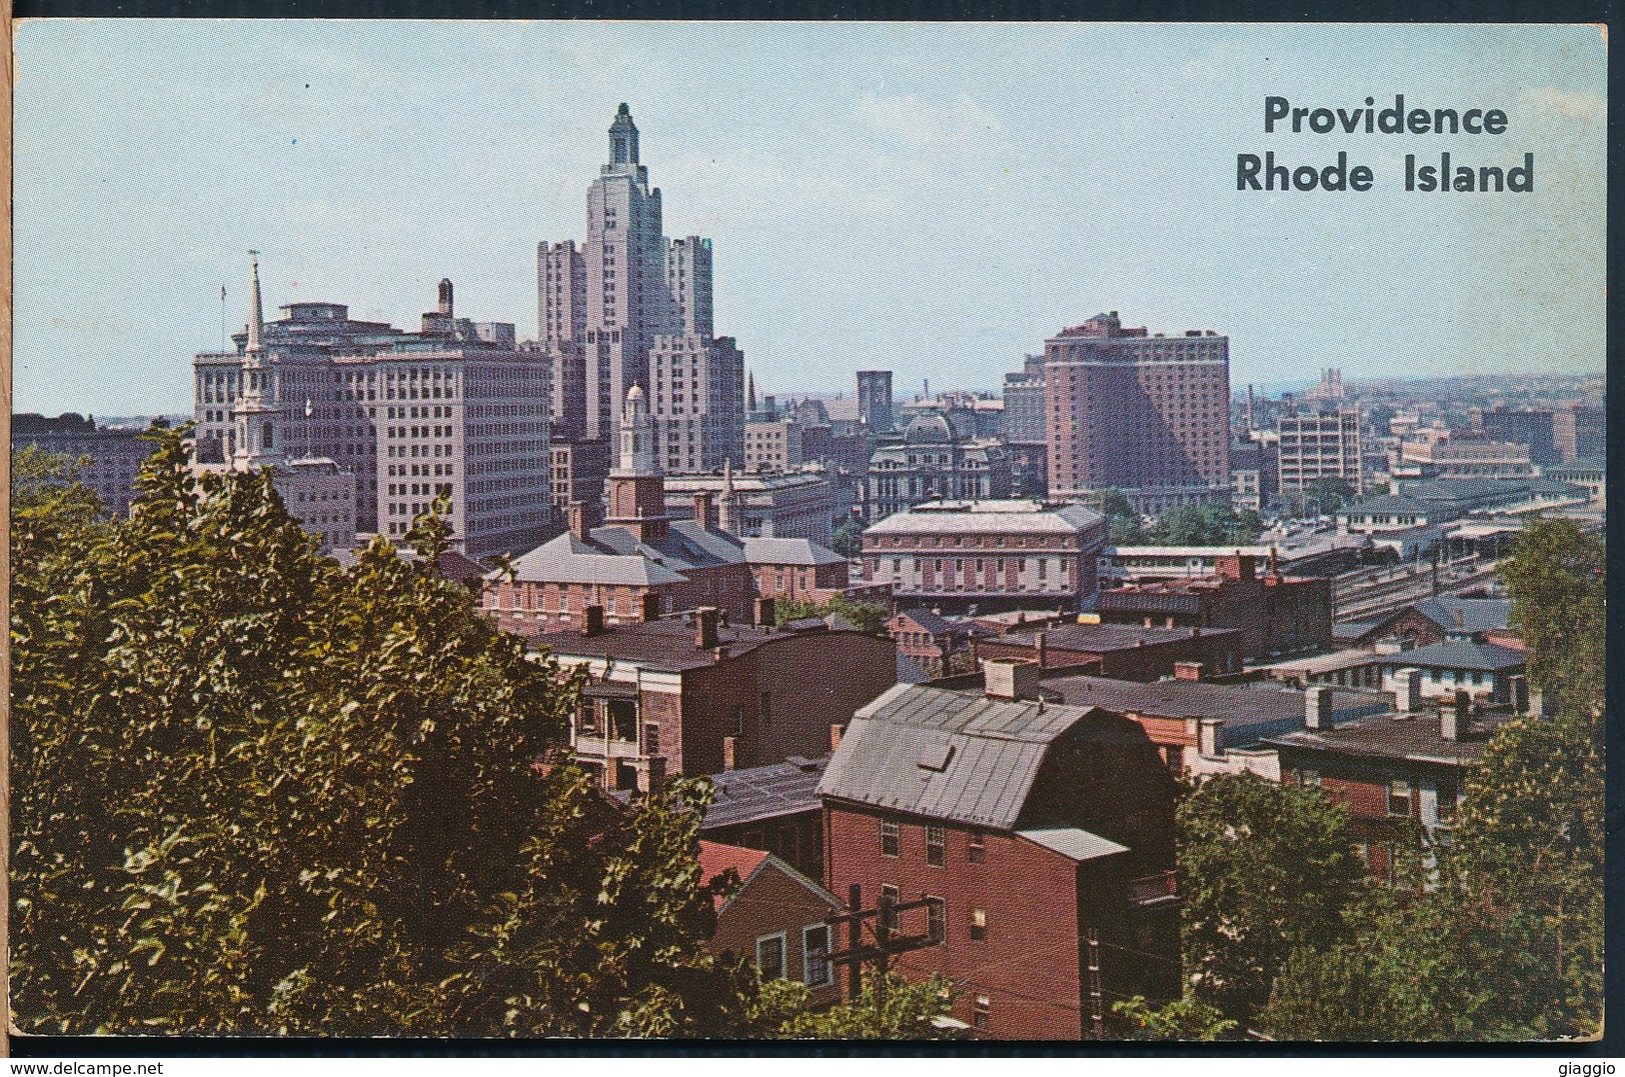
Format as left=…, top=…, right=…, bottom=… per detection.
left=865, top=407, right=1012, bottom=521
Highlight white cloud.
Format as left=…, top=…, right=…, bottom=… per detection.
left=851, top=91, right=1002, bottom=150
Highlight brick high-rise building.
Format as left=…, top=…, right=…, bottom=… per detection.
left=538, top=105, right=745, bottom=467
left=193, top=256, right=550, bottom=559
left=1044, top=312, right=1231, bottom=515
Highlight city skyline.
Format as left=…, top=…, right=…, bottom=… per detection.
left=14, top=21, right=1607, bottom=416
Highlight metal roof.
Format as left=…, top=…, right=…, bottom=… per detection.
left=865, top=499, right=1104, bottom=536
left=742, top=536, right=845, bottom=567
left=703, top=756, right=829, bottom=830
left=817, top=684, right=1095, bottom=830
left=1379, top=639, right=1527, bottom=672
left=1017, top=827, right=1129, bottom=862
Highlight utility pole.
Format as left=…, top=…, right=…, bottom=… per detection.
left=824, top=884, right=945, bottom=1001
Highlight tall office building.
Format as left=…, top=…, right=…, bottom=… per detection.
left=539, top=105, right=744, bottom=468
left=1277, top=407, right=1364, bottom=501
left=856, top=370, right=894, bottom=433
left=1044, top=312, right=1231, bottom=515
left=1002, top=354, right=1047, bottom=445
left=195, top=256, right=551, bottom=559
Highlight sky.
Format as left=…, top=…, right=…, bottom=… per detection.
left=12, top=21, right=1608, bottom=416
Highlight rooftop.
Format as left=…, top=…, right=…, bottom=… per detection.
left=542, top=617, right=845, bottom=671
left=1265, top=708, right=1517, bottom=768
left=1380, top=639, right=1527, bottom=672
left=865, top=499, right=1104, bottom=536
left=1000, top=622, right=1242, bottom=654
left=741, top=536, right=846, bottom=567
left=1042, top=674, right=1386, bottom=732
left=703, top=755, right=828, bottom=830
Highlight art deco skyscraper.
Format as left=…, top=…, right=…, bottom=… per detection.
left=539, top=105, right=743, bottom=471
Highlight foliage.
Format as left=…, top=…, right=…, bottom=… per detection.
left=9, top=430, right=740, bottom=1036
left=1146, top=503, right=1263, bottom=547
left=774, top=594, right=889, bottom=635
left=1090, top=487, right=1148, bottom=545
left=1112, top=994, right=1237, bottom=1041
left=830, top=516, right=866, bottom=559
left=776, top=971, right=964, bottom=1040
left=1175, top=773, right=1365, bottom=1025
left=1298, top=477, right=1354, bottom=517
left=1497, top=516, right=1605, bottom=715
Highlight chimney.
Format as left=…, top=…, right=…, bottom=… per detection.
left=639, top=592, right=661, bottom=623
left=1397, top=667, right=1423, bottom=713
left=693, top=491, right=716, bottom=532
left=583, top=604, right=606, bottom=637
left=568, top=501, right=591, bottom=542
left=1175, top=661, right=1205, bottom=682
left=1197, top=717, right=1225, bottom=759
left=984, top=657, right=1041, bottom=701
left=1442, top=689, right=1469, bottom=742
left=830, top=723, right=844, bottom=753
left=722, top=735, right=736, bottom=772
left=1305, top=685, right=1334, bottom=730
left=1035, top=630, right=1049, bottom=668
left=695, top=607, right=721, bottom=650
left=755, top=596, right=776, bottom=627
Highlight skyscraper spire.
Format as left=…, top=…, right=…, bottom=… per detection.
left=247, top=250, right=265, bottom=354
left=747, top=372, right=757, bottom=411
left=608, top=103, right=639, bottom=166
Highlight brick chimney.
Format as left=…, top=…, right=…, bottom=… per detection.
left=830, top=723, right=844, bottom=753
left=567, top=500, right=592, bottom=543
left=1175, top=661, right=1205, bottom=682
left=583, top=604, right=606, bottom=637
left=722, top=735, right=737, bottom=772
left=754, top=596, right=776, bottom=626
left=693, top=491, right=717, bottom=532
left=639, top=592, right=662, bottom=622
left=1035, top=630, right=1049, bottom=668
left=695, top=606, right=721, bottom=650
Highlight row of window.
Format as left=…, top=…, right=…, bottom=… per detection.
left=880, top=819, right=984, bottom=866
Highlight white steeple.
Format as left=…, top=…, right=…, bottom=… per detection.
left=617, top=384, right=657, bottom=475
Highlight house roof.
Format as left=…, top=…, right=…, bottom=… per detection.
left=1264, top=709, right=1517, bottom=768
left=1042, top=674, right=1382, bottom=733
left=999, top=622, right=1241, bottom=654
left=703, top=756, right=828, bottom=830
left=1017, top=827, right=1129, bottom=863
left=865, top=499, right=1104, bottom=536
left=742, top=536, right=845, bottom=567
left=504, top=532, right=690, bottom=586
left=542, top=618, right=813, bottom=671
left=696, top=840, right=844, bottom=916
left=818, top=683, right=1097, bottom=830
left=891, top=607, right=958, bottom=637
left=1339, top=495, right=1432, bottom=517
left=1381, top=639, right=1527, bottom=672
left=1411, top=597, right=1512, bottom=634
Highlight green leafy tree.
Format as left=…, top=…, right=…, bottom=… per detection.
left=775, top=594, right=889, bottom=635
left=1146, top=503, right=1263, bottom=547
left=10, top=429, right=742, bottom=1037
left=1496, top=517, right=1605, bottom=715
left=1299, top=477, right=1354, bottom=517
left=1090, top=487, right=1148, bottom=545
left=1175, top=773, right=1365, bottom=1025
left=830, top=516, right=866, bottom=559
left=776, top=971, right=964, bottom=1040
left=1112, top=995, right=1237, bottom=1040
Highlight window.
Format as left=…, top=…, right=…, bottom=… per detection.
left=968, top=831, right=985, bottom=863
left=969, top=907, right=987, bottom=941
left=1388, top=778, right=1412, bottom=817
left=972, top=994, right=991, bottom=1031
left=926, top=825, right=945, bottom=867
left=755, top=934, right=786, bottom=981
left=1299, top=768, right=1321, bottom=787
left=803, top=925, right=832, bottom=987
left=880, top=819, right=900, bottom=857
left=1436, top=777, right=1458, bottom=823
left=880, top=885, right=900, bottom=932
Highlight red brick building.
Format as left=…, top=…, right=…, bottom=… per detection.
left=972, top=622, right=1244, bottom=682
left=698, top=841, right=845, bottom=1008
left=1044, top=312, right=1231, bottom=514
left=1095, top=553, right=1332, bottom=660
left=818, top=661, right=1181, bottom=1039
left=544, top=609, right=895, bottom=793
left=885, top=607, right=987, bottom=680
left=1264, top=693, right=1508, bottom=884
left=1340, top=596, right=1513, bottom=651
left=742, top=537, right=850, bottom=604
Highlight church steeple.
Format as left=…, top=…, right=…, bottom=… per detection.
left=608, top=103, right=639, bottom=167
left=606, top=384, right=669, bottom=544
left=246, top=250, right=265, bottom=354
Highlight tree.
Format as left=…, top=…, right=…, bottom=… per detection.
left=1496, top=516, right=1605, bottom=716
left=10, top=429, right=743, bottom=1036
left=1146, top=503, right=1263, bottom=547
left=1112, top=995, right=1237, bottom=1041
left=830, top=516, right=866, bottom=559
left=1090, top=487, right=1148, bottom=545
left=1299, top=477, right=1354, bottom=517
left=775, top=970, right=964, bottom=1040
left=1175, top=774, right=1365, bottom=1025
left=775, top=594, right=889, bottom=635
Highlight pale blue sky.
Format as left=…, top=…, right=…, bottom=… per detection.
left=12, top=21, right=1607, bottom=415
